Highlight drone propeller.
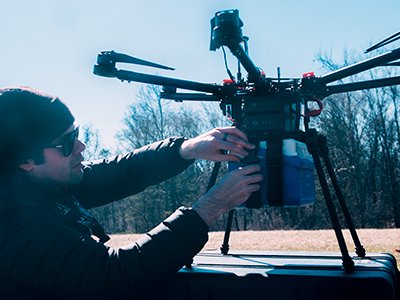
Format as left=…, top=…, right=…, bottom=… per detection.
left=96, top=50, right=175, bottom=70
left=365, top=31, right=400, bottom=53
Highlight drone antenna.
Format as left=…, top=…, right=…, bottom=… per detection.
left=222, top=46, right=236, bottom=81
left=237, top=36, right=250, bottom=82
left=365, top=31, right=400, bottom=53
left=243, top=36, right=249, bottom=53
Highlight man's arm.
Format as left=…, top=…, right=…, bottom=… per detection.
left=69, top=137, right=193, bottom=208
left=192, top=164, right=261, bottom=226
left=179, top=127, right=255, bottom=162
left=0, top=198, right=208, bottom=298
left=0, top=126, right=262, bottom=298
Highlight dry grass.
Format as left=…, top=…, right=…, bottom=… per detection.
left=107, top=228, right=400, bottom=264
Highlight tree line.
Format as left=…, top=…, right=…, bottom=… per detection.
left=85, top=49, right=400, bottom=234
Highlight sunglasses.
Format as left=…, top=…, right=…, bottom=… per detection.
left=46, top=126, right=79, bottom=157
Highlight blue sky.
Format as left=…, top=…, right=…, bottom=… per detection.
left=1, top=0, right=399, bottom=150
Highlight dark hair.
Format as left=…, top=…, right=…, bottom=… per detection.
left=0, top=86, right=75, bottom=177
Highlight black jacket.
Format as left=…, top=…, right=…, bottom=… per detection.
left=0, top=137, right=209, bottom=299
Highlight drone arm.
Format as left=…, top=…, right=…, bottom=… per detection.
left=318, top=47, right=400, bottom=85
left=160, top=91, right=220, bottom=102
left=321, top=76, right=400, bottom=97
left=117, top=70, right=223, bottom=94
left=93, top=63, right=224, bottom=95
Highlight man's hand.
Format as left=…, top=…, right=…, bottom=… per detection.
left=192, top=164, right=262, bottom=227
left=179, top=127, right=255, bottom=162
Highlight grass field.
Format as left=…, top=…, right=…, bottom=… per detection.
left=107, top=228, right=400, bottom=265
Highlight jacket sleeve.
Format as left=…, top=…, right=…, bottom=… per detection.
left=0, top=193, right=208, bottom=298
left=69, top=137, right=194, bottom=208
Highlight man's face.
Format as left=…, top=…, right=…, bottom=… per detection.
left=27, top=124, right=86, bottom=187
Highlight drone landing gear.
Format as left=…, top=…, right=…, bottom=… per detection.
left=220, top=129, right=366, bottom=273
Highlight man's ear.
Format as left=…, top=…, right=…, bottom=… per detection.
left=19, top=159, right=35, bottom=172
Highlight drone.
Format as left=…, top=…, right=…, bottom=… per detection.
left=93, top=9, right=400, bottom=271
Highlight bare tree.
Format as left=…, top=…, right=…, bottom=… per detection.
left=81, top=124, right=111, bottom=161
left=314, top=48, right=400, bottom=228
left=111, top=85, right=227, bottom=232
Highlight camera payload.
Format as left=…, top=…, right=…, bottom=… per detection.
left=230, top=138, right=315, bottom=208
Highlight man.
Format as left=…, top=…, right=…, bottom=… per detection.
left=0, top=86, right=262, bottom=299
